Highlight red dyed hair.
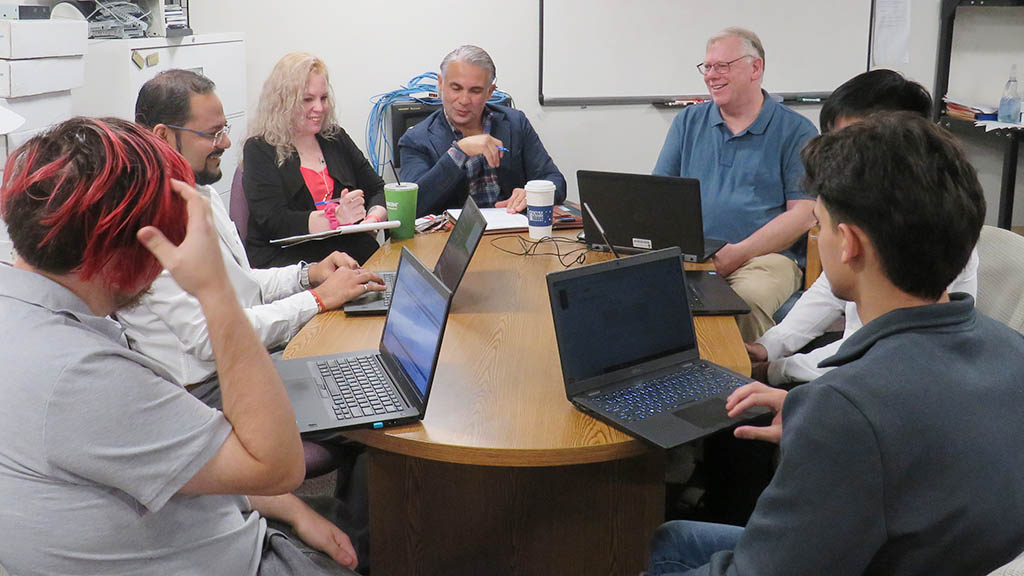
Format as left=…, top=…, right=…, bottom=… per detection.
left=0, top=117, right=193, bottom=290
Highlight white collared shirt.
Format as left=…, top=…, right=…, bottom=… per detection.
left=757, top=248, right=980, bottom=385
left=116, top=185, right=317, bottom=386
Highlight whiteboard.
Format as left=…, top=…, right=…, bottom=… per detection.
left=540, top=0, right=873, bottom=105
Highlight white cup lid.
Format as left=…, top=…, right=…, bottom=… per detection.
left=525, top=180, right=556, bottom=192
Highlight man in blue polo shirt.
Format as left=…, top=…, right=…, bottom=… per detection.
left=654, top=27, right=817, bottom=341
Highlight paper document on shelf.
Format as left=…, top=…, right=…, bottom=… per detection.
left=976, top=120, right=1024, bottom=133
left=271, top=220, right=401, bottom=247
left=946, top=95, right=997, bottom=114
left=872, top=0, right=910, bottom=66
left=447, top=207, right=529, bottom=232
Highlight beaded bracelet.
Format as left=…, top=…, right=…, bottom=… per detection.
left=322, top=202, right=341, bottom=230
left=309, top=289, right=326, bottom=313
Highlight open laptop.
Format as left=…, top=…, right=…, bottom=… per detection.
left=344, top=195, right=486, bottom=316
left=583, top=199, right=749, bottom=317
left=276, top=247, right=453, bottom=433
left=546, top=247, right=767, bottom=449
left=577, top=170, right=725, bottom=262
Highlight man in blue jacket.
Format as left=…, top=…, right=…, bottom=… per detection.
left=647, top=113, right=1024, bottom=576
left=398, top=45, right=566, bottom=217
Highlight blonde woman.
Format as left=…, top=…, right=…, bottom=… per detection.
left=243, top=52, right=386, bottom=267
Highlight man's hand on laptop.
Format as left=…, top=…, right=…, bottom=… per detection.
left=712, top=243, right=748, bottom=277
left=726, top=382, right=786, bottom=444
left=308, top=251, right=359, bottom=287
left=316, top=267, right=386, bottom=309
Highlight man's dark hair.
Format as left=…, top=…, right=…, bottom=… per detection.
left=135, top=69, right=216, bottom=128
left=802, top=112, right=985, bottom=300
left=820, top=69, right=931, bottom=133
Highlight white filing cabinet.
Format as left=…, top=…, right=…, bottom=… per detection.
left=72, top=33, right=246, bottom=206
left=0, top=20, right=88, bottom=263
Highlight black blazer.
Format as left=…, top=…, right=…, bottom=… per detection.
left=242, top=130, right=385, bottom=267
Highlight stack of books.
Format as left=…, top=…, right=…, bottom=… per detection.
left=943, top=96, right=997, bottom=121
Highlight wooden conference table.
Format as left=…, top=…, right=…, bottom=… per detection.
left=284, top=230, right=750, bottom=576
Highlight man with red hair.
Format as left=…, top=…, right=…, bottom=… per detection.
left=0, top=118, right=360, bottom=575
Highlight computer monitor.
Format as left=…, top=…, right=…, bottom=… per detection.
left=389, top=101, right=442, bottom=169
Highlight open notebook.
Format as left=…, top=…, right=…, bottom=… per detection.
left=446, top=205, right=581, bottom=234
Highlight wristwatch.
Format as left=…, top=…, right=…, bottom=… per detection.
left=298, top=260, right=312, bottom=289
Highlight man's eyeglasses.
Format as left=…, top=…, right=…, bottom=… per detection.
left=696, top=56, right=753, bottom=76
left=166, top=123, right=231, bottom=148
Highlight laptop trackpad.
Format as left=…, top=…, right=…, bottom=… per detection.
left=673, top=398, right=730, bottom=429
left=350, top=290, right=383, bottom=304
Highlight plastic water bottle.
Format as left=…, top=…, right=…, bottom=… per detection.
left=998, top=64, right=1021, bottom=124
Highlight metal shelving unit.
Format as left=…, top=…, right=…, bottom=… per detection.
left=933, top=0, right=1024, bottom=229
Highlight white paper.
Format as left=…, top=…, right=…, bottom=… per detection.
left=872, top=0, right=911, bottom=67
left=944, top=95, right=998, bottom=114
left=447, top=207, right=528, bottom=232
left=976, top=120, right=1024, bottom=133
left=270, top=219, right=401, bottom=247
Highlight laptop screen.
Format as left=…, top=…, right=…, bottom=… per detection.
left=548, top=250, right=697, bottom=385
left=381, top=250, right=451, bottom=399
left=433, top=197, right=486, bottom=291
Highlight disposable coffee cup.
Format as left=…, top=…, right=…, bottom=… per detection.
left=384, top=182, right=418, bottom=241
left=525, top=180, right=556, bottom=240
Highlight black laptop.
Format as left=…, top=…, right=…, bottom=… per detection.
left=546, top=247, right=766, bottom=449
left=581, top=192, right=749, bottom=317
left=276, top=247, right=453, bottom=433
left=344, top=195, right=486, bottom=316
left=577, top=170, right=725, bottom=262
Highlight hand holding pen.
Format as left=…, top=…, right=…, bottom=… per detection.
left=456, top=134, right=506, bottom=168
left=316, top=188, right=366, bottom=225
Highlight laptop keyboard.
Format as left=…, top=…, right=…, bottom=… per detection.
left=379, top=271, right=396, bottom=306
left=592, top=364, right=747, bottom=423
left=316, top=356, right=405, bottom=420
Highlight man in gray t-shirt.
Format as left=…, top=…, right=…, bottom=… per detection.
left=0, top=119, right=360, bottom=574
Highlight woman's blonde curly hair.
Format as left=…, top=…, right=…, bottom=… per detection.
left=250, top=52, right=342, bottom=166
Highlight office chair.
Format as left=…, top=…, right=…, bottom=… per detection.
left=228, top=165, right=249, bottom=243
left=975, top=225, right=1024, bottom=334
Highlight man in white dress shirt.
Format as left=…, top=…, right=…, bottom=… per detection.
left=118, top=69, right=384, bottom=405
left=746, top=69, right=979, bottom=387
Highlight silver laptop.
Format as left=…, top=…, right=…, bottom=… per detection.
left=276, top=247, right=453, bottom=433
left=344, top=195, right=486, bottom=316
left=546, top=247, right=766, bottom=449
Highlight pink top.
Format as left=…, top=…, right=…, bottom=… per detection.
left=300, top=165, right=335, bottom=204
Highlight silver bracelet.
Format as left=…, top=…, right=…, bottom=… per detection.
left=298, top=261, right=312, bottom=289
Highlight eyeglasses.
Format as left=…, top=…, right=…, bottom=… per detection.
left=696, top=56, right=753, bottom=76
left=166, top=123, right=231, bottom=148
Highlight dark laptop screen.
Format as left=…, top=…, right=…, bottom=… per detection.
left=549, top=252, right=697, bottom=384
left=381, top=252, right=451, bottom=398
left=434, top=198, right=486, bottom=291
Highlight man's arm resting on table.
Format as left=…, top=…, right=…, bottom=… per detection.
left=714, top=198, right=816, bottom=277
left=140, top=182, right=304, bottom=497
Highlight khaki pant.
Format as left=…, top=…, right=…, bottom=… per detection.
left=726, top=253, right=802, bottom=342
